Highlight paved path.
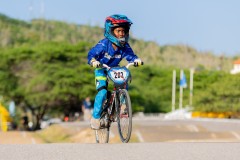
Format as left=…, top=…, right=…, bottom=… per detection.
left=2, top=118, right=240, bottom=144
left=1, top=118, right=240, bottom=159
left=1, top=143, right=240, bottom=160
left=132, top=118, right=240, bottom=142
left=61, top=118, right=240, bottom=142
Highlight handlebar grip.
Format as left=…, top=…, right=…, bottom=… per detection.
left=98, top=64, right=102, bottom=68
left=134, top=61, right=144, bottom=67
left=90, top=63, right=102, bottom=68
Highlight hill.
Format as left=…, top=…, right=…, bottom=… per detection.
left=0, top=13, right=234, bottom=71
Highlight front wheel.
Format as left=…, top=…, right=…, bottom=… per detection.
left=95, top=127, right=109, bottom=143
left=116, top=89, right=132, bottom=143
left=95, top=102, right=110, bottom=143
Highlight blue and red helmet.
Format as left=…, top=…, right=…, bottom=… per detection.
left=104, top=14, right=133, bottom=47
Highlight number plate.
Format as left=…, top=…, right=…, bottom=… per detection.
left=108, top=67, right=130, bottom=85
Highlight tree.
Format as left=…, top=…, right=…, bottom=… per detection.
left=0, top=42, right=95, bottom=130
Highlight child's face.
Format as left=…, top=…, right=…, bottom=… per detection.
left=113, top=27, right=126, bottom=39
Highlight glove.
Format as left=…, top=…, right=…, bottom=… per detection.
left=91, top=59, right=101, bottom=68
left=134, top=59, right=143, bottom=67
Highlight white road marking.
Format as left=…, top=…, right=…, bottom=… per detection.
left=136, top=130, right=144, bottom=142
left=231, top=131, right=240, bottom=140
left=187, top=125, right=199, bottom=132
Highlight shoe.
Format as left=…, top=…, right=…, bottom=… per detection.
left=90, top=117, right=100, bottom=130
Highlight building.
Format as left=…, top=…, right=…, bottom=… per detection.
left=230, top=59, right=240, bottom=74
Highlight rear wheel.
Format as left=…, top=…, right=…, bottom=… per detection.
left=117, top=89, right=132, bottom=143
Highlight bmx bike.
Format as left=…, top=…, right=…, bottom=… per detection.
left=95, top=62, right=143, bottom=143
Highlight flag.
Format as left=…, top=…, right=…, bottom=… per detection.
left=180, top=70, right=187, bottom=88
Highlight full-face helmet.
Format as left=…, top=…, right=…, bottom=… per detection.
left=104, top=14, right=133, bottom=47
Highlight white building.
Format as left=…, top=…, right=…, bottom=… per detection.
left=230, top=59, right=240, bottom=74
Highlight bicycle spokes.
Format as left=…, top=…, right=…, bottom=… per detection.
left=117, top=89, right=132, bottom=143
left=95, top=128, right=109, bottom=143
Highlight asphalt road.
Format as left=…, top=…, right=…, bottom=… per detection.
left=132, top=118, right=240, bottom=142
left=1, top=118, right=240, bottom=159
left=59, top=117, right=240, bottom=142
left=3, top=117, right=239, bottom=143
left=1, top=142, right=240, bottom=160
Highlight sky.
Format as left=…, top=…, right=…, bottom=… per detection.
left=0, top=0, right=240, bottom=56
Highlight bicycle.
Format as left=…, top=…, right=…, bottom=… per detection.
left=94, top=62, right=143, bottom=143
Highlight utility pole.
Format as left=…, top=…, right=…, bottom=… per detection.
left=172, top=70, right=176, bottom=111
left=189, top=68, right=194, bottom=107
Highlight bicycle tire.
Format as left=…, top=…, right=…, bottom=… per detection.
left=95, top=127, right=109, bottom=143
left=117, top=89, right=132, bottom=143
left=95, top=100, right=110, bottom=143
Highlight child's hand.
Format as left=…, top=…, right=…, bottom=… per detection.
left=91, top=60, right=101, bottom=68
left=134, top=59, right=143, bottom=67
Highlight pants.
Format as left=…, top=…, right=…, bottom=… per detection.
left=92, top=68, right=107, bottom=119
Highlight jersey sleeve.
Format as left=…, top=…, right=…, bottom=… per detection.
left=87, top=41, right=106, bottom=65
left=124, top=43, right=138, bottom=62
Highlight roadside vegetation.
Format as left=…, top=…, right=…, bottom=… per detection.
left=34, top=124, right=139, bottom=143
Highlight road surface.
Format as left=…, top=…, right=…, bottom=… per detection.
left=1, top=118, right=240, bottom=159
left=0, top=142, right=240, bottom=160
left=2, top=118, right=240, bottom=143
left=59, top=117, right=240, bottom=142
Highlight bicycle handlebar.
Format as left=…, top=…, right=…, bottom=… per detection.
left=102, top=62, right=144, bottom=70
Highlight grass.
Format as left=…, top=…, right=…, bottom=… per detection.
left=35, top=124, right=73, bottom=143
left=35, top=124, right=140, bottom=143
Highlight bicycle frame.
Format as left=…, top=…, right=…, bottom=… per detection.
left=99, top=63, right=134, bottom=127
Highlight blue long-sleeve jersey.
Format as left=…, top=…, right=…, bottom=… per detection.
left=88, top=38, right=138, bottom=67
